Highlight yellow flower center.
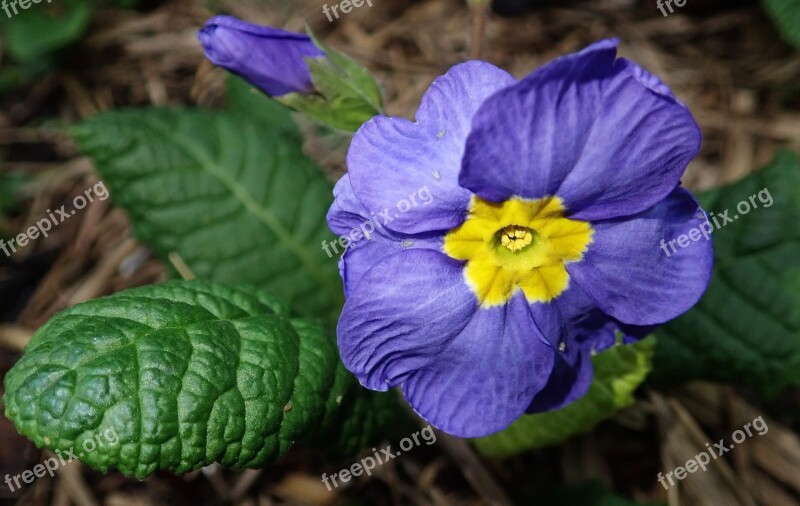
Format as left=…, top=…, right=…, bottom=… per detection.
left=443, top=196, right=593, bottom=307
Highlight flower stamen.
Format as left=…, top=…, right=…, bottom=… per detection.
left=498, top=225, right=533, bottom=252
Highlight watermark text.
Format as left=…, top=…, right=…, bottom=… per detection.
left=657, top=415, right=768, bottom=489
left=4, top=426, right=119, bottom=493
left=322, top=425, right=436, bottom=490
left=660, top=187, right=772, bottom=257
left=323, top=184, right=434, bottom=258
left=1, top=180, right=109, bottom=258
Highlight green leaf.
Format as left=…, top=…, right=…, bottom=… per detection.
left=71, top=101, right=344, bottom=323
left=0, top=0, right=92, bottom=63
left=763, top=0, right=800, bottom=48
left=277, top=91, right=379, bottom=133
left=652, top=150, right=800, bottom=394
left=473, top=337, right=655, bottom=457
left=306, top=26, right=383, bottom=112
left=225, top=75, right=299, bottom=136
left=2, top=280, right=399, bottom=478
left=275, top=26, right=383, bottom=132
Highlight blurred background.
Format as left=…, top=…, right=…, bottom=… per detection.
left=1, top=0, right=799, bottom=504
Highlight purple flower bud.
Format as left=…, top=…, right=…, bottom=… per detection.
left=198, top=16, right=324, bottom=97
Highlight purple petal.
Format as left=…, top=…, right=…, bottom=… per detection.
left=327, top=173, right=373, bottom=239
left=347, top=61, right=515, bottom=235
left=528, top=282, right=602, bottom=348
left=459, top=39, right=701, bottom=221
left=618, top=321, right=659, bottom=344
left=402, top=293, right=555, bottom=437
left=337, top=250, right=478, bottom=392
left=526, top=314, right=655, bottom=412
left=327, top=174, right=443, bottom=295
left=198, top=16, right=323, bottom=97
left=617, top=58, right=676, bottom=100
left=527, top=348, right=594, bottom=413
left=525, top=283, right=616, bottom=412
left=567, top=187, right=713, bottom=325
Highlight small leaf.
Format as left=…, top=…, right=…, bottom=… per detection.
left=762, top=0, right=800, bottom=48
left=3, top=280, right=399, bottom=478
left=305, top=26, right=383, bottom=112
left=277, top=92, right=380, bottom=133
left=473, top=337, right=655, bottom=457
left=275, top=26, right=383, bottom=132
left=71, top=101, right=344, bottom=323
left=652, top=150, right=800, bottom=394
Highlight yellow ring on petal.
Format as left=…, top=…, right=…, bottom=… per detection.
left=443, top=196, right=593, bottom=307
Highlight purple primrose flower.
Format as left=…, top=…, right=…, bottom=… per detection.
left=327, top=40, right=713, bottom=438
left=198, top=16, right=324, bottom=97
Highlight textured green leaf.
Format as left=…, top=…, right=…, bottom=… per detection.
left=473, top=337, right=655, bottom=457
left=652, top=150, right=800, bottom=394
left=2, top=280, right=398, bottom=478
left=275, top=27, right=383, bottom=132
left=71, top=102, right=343, bottom=322
left=763, top=0, right=800, bottom=48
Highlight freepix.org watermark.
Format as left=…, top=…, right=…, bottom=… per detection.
left=4, top=427, right=119, bottom=493
left=322, top=0, right=373, bottom=22
left=322, top=185, right=434, bottom=258
left=0, top=180, right=109, bottom=258
left=2, top=0, right=52, bottom=19
left=659, top=187, right=772, bottom=258
left=656, top=0, right=688, bottom=17
left=657, top=415, right=768, bottom=490
left=321, top=425, right=436, bottom=491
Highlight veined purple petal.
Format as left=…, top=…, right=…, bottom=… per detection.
left=402, top=293, right=555, bottom=437
left=528, top=282, right=604, bottom=348
left=337, top=251, right=556, bottom=436
left=526, top=283, right=616, bottom=412
left=459, top=39, right=701, bottom=221
left=327, top=174, right=443, bottom=295
left=526, top=348, right=594, bottom=413
left=567, top=187, right=713, bottom=325
left=328, top=173, right=372, bottom=239
left=346, top=61, right=515, bottom=235
left=198, top=16, right=324, bottom=97
left=337, top=250, right=477, bottom=392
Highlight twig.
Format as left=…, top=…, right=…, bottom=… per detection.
left=435, top=431, right=513, bottom=506
left=168, top=251, right=196, bottom=280
left=56, top=456, right=101, bottom=506
left=0, top=325, right=33, bottom=351
left=469, top=0, right=489, bottom=60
